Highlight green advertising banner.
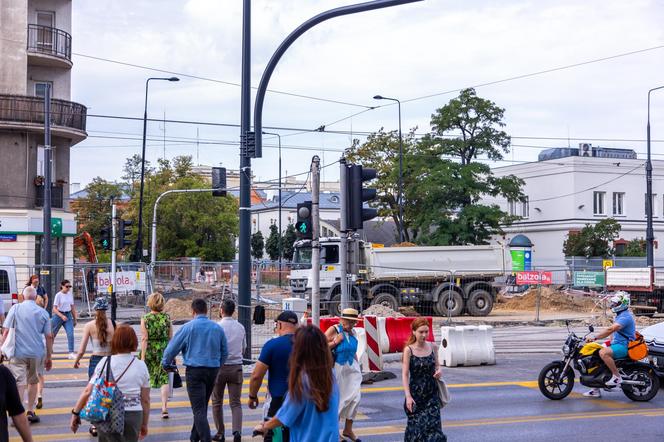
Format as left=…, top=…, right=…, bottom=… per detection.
left=573, top=271, right=605, bottom=287
left=511, top=250, right=525, bottom=271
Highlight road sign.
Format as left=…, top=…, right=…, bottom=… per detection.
left=602, top=259, right=614, bottom=269
left=516, top=271, right=552, bottom=285
left=573, top=271, right=605, bottom=287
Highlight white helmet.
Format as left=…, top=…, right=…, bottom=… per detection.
left=609, top=291, right=630, bottom=314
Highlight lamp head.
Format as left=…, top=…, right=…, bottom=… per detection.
left=168, top=77, right=180, bottom=82
left=373, top=95, right=384, bottom=100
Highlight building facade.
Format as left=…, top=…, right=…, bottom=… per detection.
left=486, top=150, right=664, bottom=268
left=0, top=0, right=87, bottom=284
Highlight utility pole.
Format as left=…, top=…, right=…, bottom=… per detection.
left=339, top=158, right=349, bottom=311
left=311, top=156, right=321, bottom=325
left=42, top=83, right=53, bottom=314
left=646, top=86, right=664, bottom=267
left=238, top=0, right=252, bottom=359
left=111, top=203, right=117, bottom=322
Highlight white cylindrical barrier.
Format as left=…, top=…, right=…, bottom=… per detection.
left=439, top=325, right=495, bottom=367
left=353, top=328, right=370, bottom=373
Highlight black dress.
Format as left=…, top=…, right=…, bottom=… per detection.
left=404, top=346, right=446, bottom=442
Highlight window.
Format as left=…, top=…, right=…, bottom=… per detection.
left=521, top=197, right=529, bottom=218
left=36, top=11, right=55, bottom=49
left=37, top=145, right=55, bottom=179
left=593, top=191, right=606, bottom=215
left=34, top=81, right=52, bottom=98
left=321, top=245, right=339, bottom=264
left=508, top=200, right=517, bottom=216
left=612, top=192, right=624, bottom=216
left=0, top=270, right=9, bottom=294
left=645, top=193, right=658, bottom=218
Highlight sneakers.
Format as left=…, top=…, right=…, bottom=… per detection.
left=605, top=375, right=622, bottom=387
left=68, top=353, right=77, bottom=360
left=26, top=411, right=40, bottom=424
left=36, top=397, right=43, bottom=409
left=583, top=388, right=602, bottom=398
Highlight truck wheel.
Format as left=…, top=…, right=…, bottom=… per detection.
left=466, top=289, right=494, bottom=316
left=371, top=293, right=399, bottom=311
left=327, top=293, right=342, bottom=316
left=436, top=291, right=464, bottom=317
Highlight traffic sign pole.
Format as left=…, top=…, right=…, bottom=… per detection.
left=111, top=203, right=117, bottom=323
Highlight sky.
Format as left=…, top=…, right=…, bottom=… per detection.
left=69, top=0, right=664, bottom=189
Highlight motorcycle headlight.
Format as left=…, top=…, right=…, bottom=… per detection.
left=562, top=344, right=570, bottom=355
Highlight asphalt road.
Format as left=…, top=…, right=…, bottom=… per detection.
left=10, top=324, right=664, bottom=441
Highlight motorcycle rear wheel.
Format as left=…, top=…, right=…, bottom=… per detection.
left=621, top=366, right=660, bottom=402
left=538, top=361, right=575, bottom=400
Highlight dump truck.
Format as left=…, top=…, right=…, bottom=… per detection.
left=606, top=267, right=664, bottom=316
left=289, top=238, right=510, bottom=316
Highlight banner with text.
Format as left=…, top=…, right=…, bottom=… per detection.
left=97, top=272, right=147, bottom=292
left=516, top=271, right=553, bottom=286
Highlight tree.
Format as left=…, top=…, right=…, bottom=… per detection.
left=265, top=224, right=281, bottom=261
left=70, top=178, right=124, bottom=259
left=251, top=231, right=264, bottom=260
left=122, top=154, right=151, bottom=187
left=124, top=155, right=238, bottom=261
left=404, top=89, right=523, bottom=245
left=563, top=218, right=621, bottom=258
left=282, top=224, right=297, bottom=261
left=346, top=129, right=417, bottom=242
left=616, top=238, right=646, bottom=257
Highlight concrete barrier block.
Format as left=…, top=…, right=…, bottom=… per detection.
left=439, top=325, right=495, bottom=367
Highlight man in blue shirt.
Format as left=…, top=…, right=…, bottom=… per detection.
left=248, top=310, right=298, bottom=442
left=162, top=299, right=228, bottom=442
left=584, top=291, right=636, bottom=398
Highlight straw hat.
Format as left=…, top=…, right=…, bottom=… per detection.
left=339, top=308, right=360, bottom=321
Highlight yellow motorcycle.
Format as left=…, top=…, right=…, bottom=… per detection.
left=538, top=323, right=660, bottom=402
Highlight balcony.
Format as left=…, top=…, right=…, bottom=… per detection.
left=27, top=24, right=72, bottom=68
left=0, top=94, right=87, bottom=143
left=35, top=185, right=65, bottom=209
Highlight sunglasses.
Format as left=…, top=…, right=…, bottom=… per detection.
left=65, top=285, right=72, bottom=288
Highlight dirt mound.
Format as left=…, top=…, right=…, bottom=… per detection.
left=495, top=287, right=598, bottom=312
left=163, top=298, right=222, bottom=321
left=362, top=304, right=404, bottom=317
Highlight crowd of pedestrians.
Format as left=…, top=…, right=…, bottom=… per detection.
left=1, top=289, right=448, bottom=442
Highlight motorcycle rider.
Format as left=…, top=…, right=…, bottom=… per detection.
left=584, top=291, right=636, bottom=398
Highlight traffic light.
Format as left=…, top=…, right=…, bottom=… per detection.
left=118, top=219, right=133, bottom=248
left=211, top=167, right=227, bottom=197
left=295, top=201, right=312, bottom=239
left=100, top=225, right=111, bottom=250
left=346, top=164, right=378, bottom=230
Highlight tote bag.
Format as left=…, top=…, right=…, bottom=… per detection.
left=1, top=305, right=19, bottom=361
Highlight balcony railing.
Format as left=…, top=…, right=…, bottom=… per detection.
left=27, top=24, right=72, bottom=62
left=0, top=94, right=87, bottom=132
left=35, top=185, right=64, bottom=209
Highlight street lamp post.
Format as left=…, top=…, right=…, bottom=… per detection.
left=646, top=86, right=664, bottom=267
left=374, top=95, right=404, bottom=243
left=133, top=76, right=179, bottom=262
left=263, top=131, right=283, bottom=284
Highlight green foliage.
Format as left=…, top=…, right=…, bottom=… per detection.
left=563, top=219, right=621, bottom=258
left=251, top=231, right=265, bottom=260
left=265, top=224, right=281, bottom=261
left=347, top=88, right=523, bottom=246
left=616, top=238, right=647, bottom=257
left=124, top=155, right=238, bottom=261
left=71, top=178, right=124, bottom=259
left=122, top=154, right=151, bottom=187
left=346, top=129, right=417, bottom=242
left=282, top=224, right=297, bottom=261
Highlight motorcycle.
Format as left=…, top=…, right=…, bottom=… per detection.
left=538, top=322, right=660, bottom=402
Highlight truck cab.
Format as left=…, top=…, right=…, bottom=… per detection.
left=290, top=237, right=345, bottom=298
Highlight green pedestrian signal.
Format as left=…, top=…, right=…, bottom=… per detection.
left=100, top=225, right=111, bottom=251
left=295, top=201, right=312, bottom=240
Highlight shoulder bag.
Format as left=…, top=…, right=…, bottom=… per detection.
left=1, top=304, right=19, bottom=361
left=96, top=356, right=136, bottom=434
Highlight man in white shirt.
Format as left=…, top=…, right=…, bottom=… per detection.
left=211, top=299, right=246, bottom=442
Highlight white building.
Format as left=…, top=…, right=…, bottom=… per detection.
left=487, top=148, right=664, bottom=268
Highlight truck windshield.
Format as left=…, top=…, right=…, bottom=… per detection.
left=293, top=247, right=312, bottom=269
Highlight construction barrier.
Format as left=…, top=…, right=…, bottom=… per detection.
left=438, top=325, right=495, bottom=367
left=354, top=328, right=370, bottom=372
left=364, top=315, right=383, bottom=371
left=381, top=317, right=435, bottom=353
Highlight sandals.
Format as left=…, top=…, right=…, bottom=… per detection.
left=89, top=426, right=98, bottom=437
left=342, top=433, right=362, bottom=442
left=162, top=410, right=169, bottom=419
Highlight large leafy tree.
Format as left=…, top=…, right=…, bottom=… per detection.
left=563, top=218, right=621, bottom=258
left=122, top=154, right=151, bottom=187
left=124, top=155, right=238, bottom=261
left=346, top=129, right=417, bottom=242
left=265, top=224, right=281, bottom=261
left=71, top=178, right=124, bottom=254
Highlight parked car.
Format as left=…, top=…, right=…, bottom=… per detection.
left=0, top=256, right=18, bottom=316
left=641, top=320, right=664, bottom=377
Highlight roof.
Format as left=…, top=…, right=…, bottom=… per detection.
left=69, top=186, right=131, bottom=202
left=252, top=191, right=342, bottom=211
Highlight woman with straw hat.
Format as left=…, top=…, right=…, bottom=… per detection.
left=325, top=308, right=362, bottom=442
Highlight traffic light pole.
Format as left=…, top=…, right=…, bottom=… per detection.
left=111, top=203, right=117, bottom=322
left=339, top=159, right=349, bottom=311
left=311, top=157, right=321, bottom=325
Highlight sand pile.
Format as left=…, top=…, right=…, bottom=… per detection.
left=495, top=287, right=598, bottom=312
left=163, top=298, right=222, bottom=321
left=362, top=304, right=404, bottom=317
